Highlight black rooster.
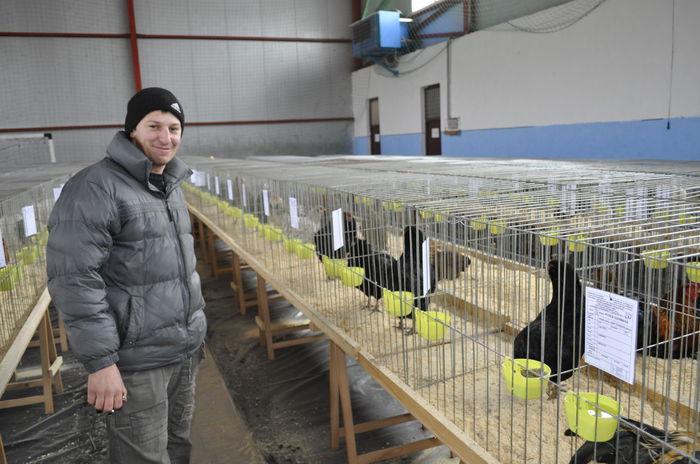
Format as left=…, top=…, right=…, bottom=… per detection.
left=566, top=417, right=699, bottom=464
left=313, top=212, right=358, bottom=262
left=347, top=238, right=400, bottom=311
left=394, top=226, right=436, bottom=333
left=513, top=260, right=586, bottom=398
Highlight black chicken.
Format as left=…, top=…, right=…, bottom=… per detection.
left=566, top=417, right=699, bottom=464
left=394, top=226, right=436, bottom=333
left=513, top=260, right=586, bottom=398
left=347, top=238, right=400, bottom=311
left=313, top=212, right=358, bottom=262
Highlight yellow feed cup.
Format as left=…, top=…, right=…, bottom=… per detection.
left=383, top=290, right=415, bottom=317
left=322, top=256, right=347, bottom=279
left=415, top=310, right=451, bottom=341
left=642, top=250, right=670, bottom=269
left=502, top=358, right=551, bottom=400
left=564, top=391, right=621, bottom=442
left=295, top=243, right=316, bottom=260
left=686, top=262, right=700, bottom=283
left=283, top=237, right=302, bottom=253
left=243, top=214, right=259, bottom=228
left=338, top=266, right=364, bottom=287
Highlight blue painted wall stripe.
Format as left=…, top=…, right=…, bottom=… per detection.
left=353, top=117, right=700, bottom=160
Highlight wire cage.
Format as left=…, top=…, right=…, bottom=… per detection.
left=0, top=169, right=73, bottom=360
left=183, top=155, right=699, bottom=464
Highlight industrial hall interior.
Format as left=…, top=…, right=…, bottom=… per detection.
left=1, top=0, right=700, bottom=463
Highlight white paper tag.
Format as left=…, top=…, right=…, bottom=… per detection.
left=22, top=205, right=37, bottom=237
left=241, top=184, right=247, bottom=207
left=214, top=176, right=220, bottom=195
left=431, top=128, right=439, bottom=139
left=422, top=239, right=430, bottom=296
left=197, top=171, right=206, bottom=187
left=289, top=197, right=299, bottom=229
left=53, top=185, right=64, bottom=202
left=0, top=229, right=6, bottom=268
left=263, top=190, right=270, bottom=217
left=227, top=179, right=234, bottom=201
left=585, top=287, right=638, bottom=384
left=331, top=208, right=344, bottom=251
left=206, top=173, right=211, bottom=191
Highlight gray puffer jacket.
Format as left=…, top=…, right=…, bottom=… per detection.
left=47, top=132, right=206, bottom=373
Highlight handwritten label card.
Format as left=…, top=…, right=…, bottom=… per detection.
left=227, top=179, right=234, bottom=201
left=263, top=190, right=270, bottom=216
left=241, top=184, right=247, bottom=207
left=53, top=184, right=64, bottom=202
left=22, top=205, right=37, bottom=237
left=214, top=176, right=220, bottom=195
left=585, top=287, right=638, bottom=384
left=422, top=239, right=430, bottom=296
left=0, top=229, right=6, bottom=268
left=331, top=208, right=344, bottom=251
left=289, top=197, right=299, bottom=229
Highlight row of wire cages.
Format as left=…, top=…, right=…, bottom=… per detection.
left=181, top=156, right=699, bottom=464
left=0, top=174, right=69, bottom=361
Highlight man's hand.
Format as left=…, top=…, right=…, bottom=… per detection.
left=87, top=364, right=128, bottom=413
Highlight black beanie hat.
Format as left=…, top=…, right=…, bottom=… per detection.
left=124, top=87, right=185, bottom=135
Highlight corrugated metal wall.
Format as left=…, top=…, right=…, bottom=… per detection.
left=0, top=0, right=354, bottom=162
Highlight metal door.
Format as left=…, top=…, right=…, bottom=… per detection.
left=369, top=98, right=381, bottom=155
left=424, top=84, right=441, bottom=156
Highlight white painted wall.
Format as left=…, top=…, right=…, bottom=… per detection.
left=353, top=0, right=700, bottom=137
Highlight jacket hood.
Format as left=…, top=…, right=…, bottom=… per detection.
left=106, top=131, right=192, bottom=189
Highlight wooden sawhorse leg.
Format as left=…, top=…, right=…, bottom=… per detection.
left=329, top=342, right=441, bottom=464
left=254, top=274, right=324, bottom=361
left=1, top=308, right=64, bottom=414
left=230, top=251, right=258, bottom=315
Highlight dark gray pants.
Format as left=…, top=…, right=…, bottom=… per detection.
left=106, top=350, right=202, bottom=464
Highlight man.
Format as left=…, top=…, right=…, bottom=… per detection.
left=47, top=87, right=207, bottom=463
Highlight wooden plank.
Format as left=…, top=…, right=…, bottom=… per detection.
left=0, top=288, right=51, bottom=395
left=357, top=355, right=499, bottom=464
left=340, top=412, right=414, bottom=435
left=357, top=437, right=441, bottom=464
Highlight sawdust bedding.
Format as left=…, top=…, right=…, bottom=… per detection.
left=217, top=218, right=696, bottom=463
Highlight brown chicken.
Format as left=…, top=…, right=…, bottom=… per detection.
left=651, top=282, right=700, bottom=358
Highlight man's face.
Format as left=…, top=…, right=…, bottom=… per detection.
left=130, top=110, right=181, bottom=173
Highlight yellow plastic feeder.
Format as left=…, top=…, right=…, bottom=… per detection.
left=283, top=237, right=302, bottom=253
left=0, top=266, right=22, bottom=292
left=502, top=358, right=552, bottom=400
left=489, top=219, right=506, bottom=235
left=322, top=256, right=347, bottom=279
left=264, top=226, right=282, bottom=241
left=642, top=249, right=670, bottom=269
left=338, top=266, right=364, bottom=287
left=243, top=214, right=259, bottom=228
left=564, top=391, right=621, bottom=442
left=415, top=310, right=451, bottom=341
left=383, top=290, right=415, bottom=317
left=539, top=228, right=560, bottom=246
left=295, top=243, right=316, bottom=260
left=230, top=207, right=243, bottom=219
left=568, top=235, right=589, bottom=253
left=686, top=262, right=700, bottom=283
left=470, top=216, right=487, bottom=231
left=419, top=210, right=434, bottom=219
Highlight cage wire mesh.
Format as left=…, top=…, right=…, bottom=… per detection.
left=0, top=168, right=75, bottom=361
left=183, top=154, right=699, bottom=464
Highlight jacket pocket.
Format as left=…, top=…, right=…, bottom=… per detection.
left=124, top=296, right=144, bottom=346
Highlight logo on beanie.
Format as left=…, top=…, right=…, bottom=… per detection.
left=170, top=102, right=181, bottom=113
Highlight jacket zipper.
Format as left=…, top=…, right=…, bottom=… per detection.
left=162, top=189, right=192, bottom=354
